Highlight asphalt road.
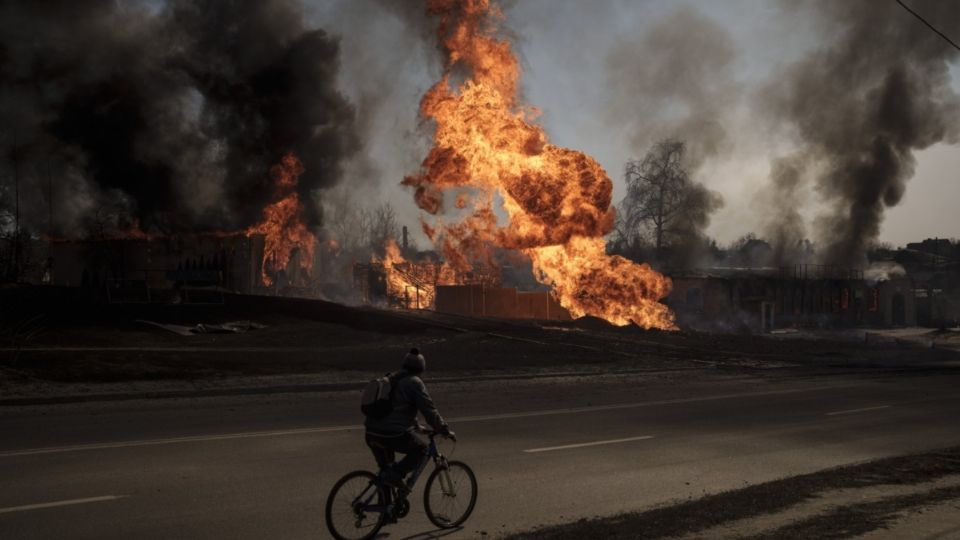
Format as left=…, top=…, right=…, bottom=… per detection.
left=2, top=369, right=960, bottom=539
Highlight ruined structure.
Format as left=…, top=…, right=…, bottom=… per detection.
left=45, top=233, right=323, bottom=302
left=668, top=266, right=916, bottom=333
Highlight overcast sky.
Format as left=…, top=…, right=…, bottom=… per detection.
left=311, top=0, right=959, bottom=248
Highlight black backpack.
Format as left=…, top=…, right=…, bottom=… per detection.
left=360, top=372, right=409, bottom=419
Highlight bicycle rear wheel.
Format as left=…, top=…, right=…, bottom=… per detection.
left=325, top=471, right=387, bottom=540
left=423, top=460, right=478, bottom=528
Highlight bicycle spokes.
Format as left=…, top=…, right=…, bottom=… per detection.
left=326, top=472, right=388, bottom=540
left=351, top=483, right=378, bottom=510
left=424, top=461, right=477, bottom=529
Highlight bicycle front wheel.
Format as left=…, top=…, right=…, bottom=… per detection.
left=423, top=460, right=478, bottom=528
left=325, top=470, right=387, bottom=540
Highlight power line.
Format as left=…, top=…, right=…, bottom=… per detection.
left=896, top=0, right=960, bottom=52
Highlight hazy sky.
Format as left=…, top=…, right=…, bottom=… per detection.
left=311, top=0, right=959, bottom=248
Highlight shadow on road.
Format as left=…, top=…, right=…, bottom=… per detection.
left=377, top=526, right=463, bottom=539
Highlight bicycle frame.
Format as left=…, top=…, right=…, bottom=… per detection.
left=406, top=434, right=447, bottom=490
left=352, top=434, right=451, bottom=516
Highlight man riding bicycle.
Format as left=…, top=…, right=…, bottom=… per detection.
left=327, top=349, right=474, bottom=537
left=364, top=348, right=455, bottom=491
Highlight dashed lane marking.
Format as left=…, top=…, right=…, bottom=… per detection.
left=0, top=495, right=127, bottom=514
left=0, top=426, right=355, bottom=458
left=524, top=435, right=655, bottom=453
left=825, top=405, right=892, bottom=416
left=0, top=384, right=850, bottom=458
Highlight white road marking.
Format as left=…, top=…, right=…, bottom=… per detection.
left=524, top=435, right=655, bottom=453
left=0, top=426, right=356, bottom=458
left=0, top=495, right=126, bottom=514
left=452, top=385, right=850, bottom=422
left=0, top=347, right=328, bottom=352
left=825, top=405, right=891, bottom=416
left=0, top=384, right=849, bottom=459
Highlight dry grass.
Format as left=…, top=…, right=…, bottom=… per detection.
left=505, top=448, right=960, bottom=539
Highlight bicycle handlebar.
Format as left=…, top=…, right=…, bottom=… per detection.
left=417, top=426, right=457, bottom=442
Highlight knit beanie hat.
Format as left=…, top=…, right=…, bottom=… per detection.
left=403, top=347, right=426, bottom=374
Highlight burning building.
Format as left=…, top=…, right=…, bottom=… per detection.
left=46, top=230, right=326, bottom=302
left=354, top=240, right=499, bottom=310
left=353, top=244, right=571, bottom=321
left=38, top=153, right=326, bottom=301
left=0, top=0, right=357, bottom=296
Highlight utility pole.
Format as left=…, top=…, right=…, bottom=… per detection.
left=45, top=163, right=54, bottom=284
left=12, top=136, right=20, bottom=283
left=47, top=163, right=53, bottom=241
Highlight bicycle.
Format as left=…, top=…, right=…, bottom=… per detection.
left=325, top=429, right=478, bottom=540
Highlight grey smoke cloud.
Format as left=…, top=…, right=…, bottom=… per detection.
left=762, top=0, right=960, bottom=266
left=605, top=6, right=739, bottom=170
left=603, top=6, right=733, bottom=263
left=307, top=0, right=438, bottom=240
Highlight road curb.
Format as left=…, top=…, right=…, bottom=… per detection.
left=0, top=366, right=700, bottom=406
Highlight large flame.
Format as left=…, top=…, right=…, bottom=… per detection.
left=375, top=239, right=498, bottom=310
left=246, top=153, right=316, bottom=287
left=403, top=0, right=675, bottom=329
left=377, top=240, right=437, bottom=309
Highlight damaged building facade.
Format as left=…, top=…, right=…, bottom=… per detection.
left=356, top=252, right=930, bottom=331
left=43, top=234, right=320, bottom=301
left=667, top=266, right=916, bottom=333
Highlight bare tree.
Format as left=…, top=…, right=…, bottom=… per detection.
left=618, top=139, right=722, bottom=262
left=368, top=202, right=399, bottom=250
left=325, top=190, right=371, bottom=253
left=323, top=194, right=400, bottom=255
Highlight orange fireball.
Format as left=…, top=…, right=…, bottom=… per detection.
left=403, top=0, right=675, bottom=329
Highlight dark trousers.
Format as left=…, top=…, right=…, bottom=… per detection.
left=365, top=432, right=428, bottom=476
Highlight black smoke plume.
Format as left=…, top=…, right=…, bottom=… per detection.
left=764, top=0, right=960, bottom=266
left=0, top=0, right=358, bottom=236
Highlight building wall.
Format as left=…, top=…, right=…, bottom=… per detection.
left=48, top=234, right=265, bottom=295
left=517, top=291, right=570, bottom=320
left=877, top=278, right=916, bottom=326
left=435, top=285, right=570, bottom=321
left=668, top=274, right=919, bottom=331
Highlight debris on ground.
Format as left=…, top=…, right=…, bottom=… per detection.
left=137, top=319, right=268, bottom=336
left=193, top=321, right=268, bottom=334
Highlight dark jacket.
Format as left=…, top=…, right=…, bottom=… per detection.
left=364, top=370, right=447, bottom=437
